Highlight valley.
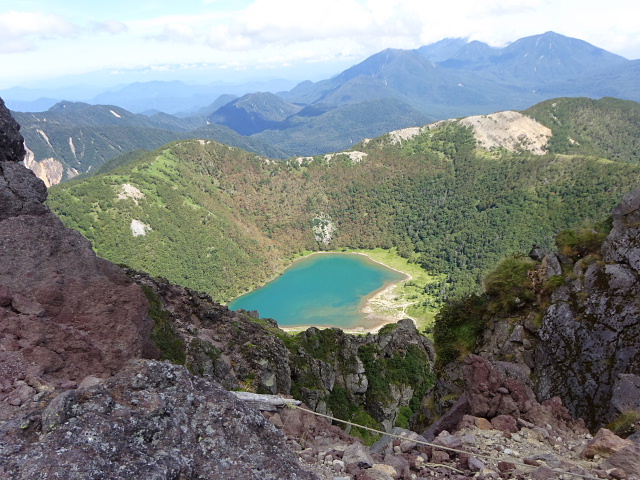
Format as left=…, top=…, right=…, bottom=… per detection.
left=3, top=11, right=640, bottom=478
left=3, top=85, right=640, bottom=478
left=46, top=97, right=640, bottom=312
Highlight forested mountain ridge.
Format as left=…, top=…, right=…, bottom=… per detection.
left=14, top=101, right=288, bottom=185
left=209, top=92, right=304, bottom=136
left=524, top=97, right=640, bottom=163
left=46, top=98, right=640, bottom=304
left=437, top=31, right=628, bottom=84
left=15, top=32, right=640, bottom=182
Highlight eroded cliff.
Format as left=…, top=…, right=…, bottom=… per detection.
left=535, top=186, right=640, bottom=428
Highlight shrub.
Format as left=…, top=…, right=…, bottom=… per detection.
left=606, top=409, right=640, bottom=438
left=142, top=285, right=186, bottom=365
left=433, top=294, right=488, bottom=366
left=483, top=255, right=537, bottom=313
left=555, top=218, right=612, bottom=260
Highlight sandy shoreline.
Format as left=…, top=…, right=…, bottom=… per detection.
left=277, top=251, right=415, bottom=334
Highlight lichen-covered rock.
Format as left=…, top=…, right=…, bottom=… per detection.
left=535, top=186, right=640, bottom=428
left=611, top=374, right=640, bottom=414
left=0, top=359, right=317, bottom=480
left=127, top=271, right=292, bottom=394
left=0, top=98, right=25, bottom=163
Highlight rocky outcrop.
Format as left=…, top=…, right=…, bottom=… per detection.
left=276, top=353, right=616, bottom=480
left=127, top=269, right=436, bottom=434
left=535, top=186, right=640, bottom=428
left=128, top=270, right=294, bottom=393
left=290, top=320, right=434, bottom=431
left=460, top=110, right=552, bottom=155
left=0, top=99, right=156, bottom=412
left=424, top=354, right=587, bottom=443
left=432, top=186, right=640, bottom=432
left=0, top=359, right=317, bottom=480
left=0, top=99, right=26, bottom=163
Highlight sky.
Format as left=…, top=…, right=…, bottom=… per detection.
left=1, top=0, right=639, bottom=91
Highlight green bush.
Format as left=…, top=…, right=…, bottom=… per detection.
left=142, top=285, right=186, bottom=365
left=556, top=220, right=611, bottom=260
left=483, top=255, right=537, bottom=313
left=606, top=409, right=640, bottom=438
left=433, top=294, right=488, bottom=366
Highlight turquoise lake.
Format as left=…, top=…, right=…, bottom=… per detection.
left=228, top=253, right=407, bottom=328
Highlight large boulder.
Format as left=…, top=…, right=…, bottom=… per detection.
left=0, top=359, right=317, bottom=480
left=462, top=354, right=536, bottom=420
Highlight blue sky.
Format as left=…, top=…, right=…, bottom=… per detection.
left=1, top=0, right=639, bottom=89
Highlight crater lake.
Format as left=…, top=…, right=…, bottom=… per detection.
left=228, top=253, right=408, bottom=329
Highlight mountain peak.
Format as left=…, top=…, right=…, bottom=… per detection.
left=418, top=38, right=469, bottom=62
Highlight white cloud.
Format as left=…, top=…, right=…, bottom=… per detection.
left=0, top=11, right=79, bottom=53
left=91, top=20, right=129, bottom=35
left=1, top=0, right=639, bottom=88
left=155, top=23, right=199, bottom=44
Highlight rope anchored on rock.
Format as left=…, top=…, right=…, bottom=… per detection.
left=286, top=403, right=603, bottom=480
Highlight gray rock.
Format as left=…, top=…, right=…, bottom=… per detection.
left=343, top=442, right=375, bottom=468
left=530, top=466, right=558, bottom=479
left=611, top=374, right=640, bottom=414
left=535, top=187, right=640, bottom=429
left=468, top=456, right=485, bottom=472
left=542, top=253, right=563, bottom=279
left=433, top=430, right=463, bottom=450
left=365, top=468, right=395, bottom=480
left=0, top=359, right=318, bottom=480
left=41, top=389, right=78, bottom=432
left=382, top=453, right=409, bottom=477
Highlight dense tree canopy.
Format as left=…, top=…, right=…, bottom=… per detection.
left=48, top=111, right=640, bottom=303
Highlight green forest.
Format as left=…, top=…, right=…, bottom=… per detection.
left=47, top=98, right=640, bottom=307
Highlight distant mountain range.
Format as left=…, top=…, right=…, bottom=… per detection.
left=13, top=102, right=287, bottom=185
left=10, top=31, right=640, bottom=182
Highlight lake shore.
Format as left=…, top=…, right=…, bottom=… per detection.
left=277, top=251, right=415, bottom=334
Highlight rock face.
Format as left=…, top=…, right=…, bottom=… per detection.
left=0, top=99, right=156, bottom=409
left=459, top=110, right=552, bottom=155
left=129, top=270, right=294, bottom=394
left=0, top=98, right=26, bottom=163
left=129, top=269, right=436, bottom=433
left=0, top=359, right=317, bottom=480
left=535, top=186, right=640, bottom=428
left=436, top=186, right=640, bottom=431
